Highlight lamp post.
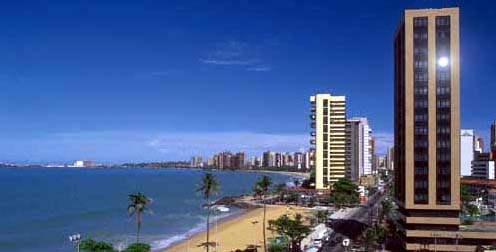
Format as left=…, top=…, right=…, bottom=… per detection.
left=69, top=234, right=82, bottom=252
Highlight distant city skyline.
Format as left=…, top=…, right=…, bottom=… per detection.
left=1, top=1, right=495, bottom=162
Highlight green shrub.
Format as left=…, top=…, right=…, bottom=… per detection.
left=80, top=239, right=115, bottom=252
left=125, top=243, right=151, bottom=252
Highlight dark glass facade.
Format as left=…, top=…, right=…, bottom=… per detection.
left=413, top=17, right=429, bottom=204
left=394, top=23, right=406, bottom=204
left=436, top=16, right=451, bottom=205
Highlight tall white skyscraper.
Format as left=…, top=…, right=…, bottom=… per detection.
left=361, top=118, right=373, bottom=176
left=460, top=129, right=475, bottom=177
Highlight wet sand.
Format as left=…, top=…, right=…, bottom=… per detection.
left=165, top=205, right=310, bottom=252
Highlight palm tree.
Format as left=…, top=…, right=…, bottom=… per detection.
left=197, top=173, right=220, bottom=252
left=254, top=175, right=272, bottom=252
left=128, top=192, right=151, bottom=243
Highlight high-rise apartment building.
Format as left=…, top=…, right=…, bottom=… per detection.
left=262, top=151, right=276, bottom=167
left=346, top=119, right=360, bottom=182
left=345, top=117, right=373, bottom=182
left=460, top=129, right=475, bottom=177
left=294, top=152, right=304, bottom=169
left=190, top=156, right=204, bottom=168
left=310, top=93, right=346, bottom=189
left=394, top=7, right=495, bottom=251
left=370, top=137, right=376, bottom=174
left=491, top=121, right=496, bottom=159
left=303, top=151, right=313, bottom=170
left=233, top=152, right=245, bottom=169
left=386, top=147, right=395, bottom=170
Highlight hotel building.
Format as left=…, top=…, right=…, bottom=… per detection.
left=310, top=93, right=346, bottom=189
left=394, top=7, right=495, bottom=251
left=491, top=121, right=496, bottom=159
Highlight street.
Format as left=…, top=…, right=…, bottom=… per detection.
left=322, top=192, right=385, bottom=252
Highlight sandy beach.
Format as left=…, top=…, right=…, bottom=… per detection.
left=164, top=205, right=310, bottom=252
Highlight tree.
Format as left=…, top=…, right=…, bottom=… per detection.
left=268, top=237, right=288, bottom=252
left=254, top=176, right=272, bottom=252
left=301, top=170, right=315, bottom=189
left=286, top=192, right=299, bottom=205
left=80, top=239, right=115, bottom=252
left=197, top=173, right=220, bottom=252
left=128, top=192, right=151, bottom=243
left=379, top=199, right=394, bottom=223
left=309, top=210, right=329, bottom=225
left=269, top=214, right=311, bottom=252
left=330, top=178, right=359, bottom=208
left=364, top=225, right=385, bottom=252
left=125, top=243, right=151, bottom=252
left=466, top=204, right=480, bottom=219
left=461, top=184, right=474, bottom=206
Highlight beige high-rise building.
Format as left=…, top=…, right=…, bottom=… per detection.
left=310, top=93, right=346, bottom=189
left=394, top=7, right=495, bottom=251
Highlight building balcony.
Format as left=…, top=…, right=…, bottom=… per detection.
left=310, top=131, right=316, bottom=137
left=310, top=139, right=316, bottom=145
left=310, top=106, right=316, bottom=113
left=310, top=123, right=316, bottom=128
left=310, top=114, right=316, bottom=120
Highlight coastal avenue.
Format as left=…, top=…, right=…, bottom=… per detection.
left=323, top=192, right=385, bottom=252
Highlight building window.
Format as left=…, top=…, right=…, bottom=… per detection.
left=414, top=17, right=428, bottom=27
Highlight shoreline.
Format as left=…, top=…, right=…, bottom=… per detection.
left=0, top=166, right=309, bottom=178
left=152, top=207, right=251, bottom=251
left=164, top=205, right=310, bottom=252
left=246, top=169, right=310, bottom=179
left=158, top=207, right=256, bottom=251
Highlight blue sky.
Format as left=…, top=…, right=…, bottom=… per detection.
left=1, top=0, right=495, bottom=163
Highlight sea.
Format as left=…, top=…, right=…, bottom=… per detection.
left=0, top=167, right=297, bottom=252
